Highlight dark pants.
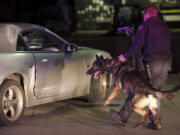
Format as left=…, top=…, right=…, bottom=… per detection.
left=148, top=56, right=171, bottom=90
left=118, top=56, right=171, bottom=123
left=148, top=56, right=171, bottom=122
left=118, top=93, right=134, bottom=123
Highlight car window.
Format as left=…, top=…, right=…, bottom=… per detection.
left=17, top=31, right=61, bottom=52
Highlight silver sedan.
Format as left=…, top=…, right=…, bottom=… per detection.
left=0, top=23, right=111, bottom=126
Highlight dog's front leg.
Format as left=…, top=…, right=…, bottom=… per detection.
left=104, top=86, right=122, bottom=106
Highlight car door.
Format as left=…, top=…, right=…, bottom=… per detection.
left=41, top=30, right=88, bottom=97
left=21, top=30, right=66, bottom=98
left=59, top=50, right=88, bottom=97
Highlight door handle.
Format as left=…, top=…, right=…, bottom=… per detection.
left=41, top=59, right=48, bottom=62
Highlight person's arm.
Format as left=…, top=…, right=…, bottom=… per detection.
left=123, top=24, right=147, bottom=59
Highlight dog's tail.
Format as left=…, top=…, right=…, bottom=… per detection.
left=152, top=85, right=180, bottom=99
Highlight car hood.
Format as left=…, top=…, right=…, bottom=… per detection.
left=78, top=46, right=111, bottom=57
left=74, top=46, right=111, bottom=69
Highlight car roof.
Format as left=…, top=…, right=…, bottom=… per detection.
left=0, top=23, right=45, bottom=52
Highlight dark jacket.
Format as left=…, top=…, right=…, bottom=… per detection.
left=123, top=16, right=171, bottom=60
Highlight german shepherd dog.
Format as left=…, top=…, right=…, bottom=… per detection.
left=86, top=55, right=180, bottom=128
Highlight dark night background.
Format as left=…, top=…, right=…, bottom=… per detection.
left=0, top=0, right=180, bottom=71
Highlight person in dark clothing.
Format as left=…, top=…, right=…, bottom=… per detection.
left=110, top=5, right=171, bottom=130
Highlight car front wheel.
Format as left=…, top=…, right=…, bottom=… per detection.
left=0, top=80, right=25, bottom=126
left=88, top=74, right=110, bottom=104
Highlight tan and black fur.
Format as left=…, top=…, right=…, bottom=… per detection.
left=87, top=55, right=180, bottom=128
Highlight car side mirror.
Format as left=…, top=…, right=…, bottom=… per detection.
left=67, top=43, right=78, bottom=52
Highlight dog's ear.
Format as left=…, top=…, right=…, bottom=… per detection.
left=100, top=55, right=104, bottom=60
left=96, top=54, right=104, bottom=61
left=98, top=55, right=104, bottom=62
left=96, top=54, right=100, bottom=60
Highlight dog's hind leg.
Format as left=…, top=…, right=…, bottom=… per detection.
left=150, top=108, right=162, bottom=129
left=133, top=107, right=148, bottom=128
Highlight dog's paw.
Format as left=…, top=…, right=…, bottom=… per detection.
left=135, top=124, right=142, bottom=129
left=147, top=122, right=162, bottom=130
left=120, top=122, right=126, bottom=126
left=156, top=123, right=162, bottom=130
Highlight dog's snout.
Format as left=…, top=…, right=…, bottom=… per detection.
left=86, top=68, right=94, bottom=75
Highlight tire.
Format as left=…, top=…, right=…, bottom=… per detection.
left=88, top=74, right=111, bottom=104
left=0, top=80, right=25, bottom=126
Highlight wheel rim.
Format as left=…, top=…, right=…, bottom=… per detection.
left=99, top=75, right=107, bottom=99
left=2, top=85, right=23, bottom=121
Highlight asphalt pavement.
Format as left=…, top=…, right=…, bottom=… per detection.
left=0, top=72, right=180, bottom=135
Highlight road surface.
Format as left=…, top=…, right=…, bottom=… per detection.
left=0, top=73, right=180, bottom=135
